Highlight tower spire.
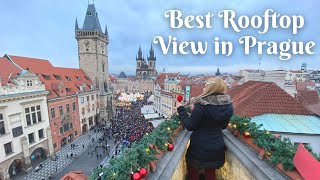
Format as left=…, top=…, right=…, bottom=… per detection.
left=136, top=45, right=143, bottom=60
left=148, top=43, right=156, bottom=61
left=105, top=25, right=108, bottom=37
left=75, top=18, right=79, bottom=31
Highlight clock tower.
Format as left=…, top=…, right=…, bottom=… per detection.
left=75, top=3, right=113, bottom=122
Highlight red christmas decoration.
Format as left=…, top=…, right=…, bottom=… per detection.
left=139, top=168, right=148, bottom=178
left=177, top=95, right=183, bottom=102
left=243, top=132, right=251, bottom=138
left=149, top=143, right=154, bottom=149
left=167, top=143, right=174, bottom=151
left=131, top=172, right=140, bottom=180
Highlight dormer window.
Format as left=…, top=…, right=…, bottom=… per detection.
left=87, top=11, right=92, bottom=16
left=27, top=80, right=33, bottom=87
left=65, top=76, right=72, bottom=81
left=75, top=76, right=81, bottom=80
left=42, top=74, right=51, bottom=80
left=53, top=75, right=61, bottom=80
left=66, top=88, right=72, bottom=93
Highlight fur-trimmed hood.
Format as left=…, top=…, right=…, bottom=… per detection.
left=192, top=94, right=232, bottom=106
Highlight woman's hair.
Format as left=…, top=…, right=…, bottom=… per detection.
left=191, top=78, right=227, bottom=104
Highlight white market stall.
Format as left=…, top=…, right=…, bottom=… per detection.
left=144, top=113, right=160, bottom=120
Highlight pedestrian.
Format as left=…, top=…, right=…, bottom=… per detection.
left=96, top=154, right=99, bottom=159
left=176, top=78, right=233, bottom=180
left=82, top=144, right=85, bottom=149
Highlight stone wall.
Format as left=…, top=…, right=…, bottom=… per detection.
left=216, top=151, right=255, bottom=180
left=168, top=130, right=287, bottom=180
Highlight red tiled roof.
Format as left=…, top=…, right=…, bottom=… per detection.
left=7, top=55, right=93, bottom=99
left=296, top=90, right=319, bottom=106
left=60, top=171, right=88, bottom=180
left=190, top=84, right=204, bottom=98
left=295, top=81, right=315, bottom=91
left=227, top=81, right=312, bottom=117
left=109, top=75, right=117, bottom=83
left=306, top=103, right=320, bottom=116
left=0, top=57, right=22, bottom=85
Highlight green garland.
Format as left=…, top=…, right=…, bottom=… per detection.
left=230, top=115, right=320, bottom=171
left=91, top=111, right=320, bottom=179
left=90, top=115, right=181, bottom=180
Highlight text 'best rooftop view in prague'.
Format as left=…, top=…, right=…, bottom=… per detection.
left=0, top=0, right=320, bottom=180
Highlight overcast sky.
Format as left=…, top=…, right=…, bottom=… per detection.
left=0, top=0, right=319, bottom=75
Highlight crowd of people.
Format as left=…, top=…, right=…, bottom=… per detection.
left=111, top=94, right=155, bottom=144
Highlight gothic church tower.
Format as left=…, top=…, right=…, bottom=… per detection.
left=75, top=3, right=112, bottom=122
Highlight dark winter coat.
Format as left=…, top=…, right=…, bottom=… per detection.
left=177, top=93, right=233, bottom=169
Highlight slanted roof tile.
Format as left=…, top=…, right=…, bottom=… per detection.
left=227, top=81, right=312, bottom=117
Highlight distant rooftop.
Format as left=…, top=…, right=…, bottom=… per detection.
left=118, top=71, right=127, bottom=78
left=251, top=114, right=320, bottom=134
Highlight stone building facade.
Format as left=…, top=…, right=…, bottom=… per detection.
left=77, top=88, right=100, bottom=135
left=0, top=58, right=53, bottom=180
left=4, top=55, right=97, bottom=153
left=75, top=3, right=113, bottom=122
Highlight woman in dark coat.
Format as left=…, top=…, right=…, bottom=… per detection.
left=177, top=78, right=233, bottom=180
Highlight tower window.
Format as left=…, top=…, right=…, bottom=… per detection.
left=102, top=64, right=105, bottom=72
left=87, top=11, right=92, bottom=16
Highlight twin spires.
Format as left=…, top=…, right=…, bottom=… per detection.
left=136, top=44, right=156, bottom=61
left=75, top=3, right=108, bottom=36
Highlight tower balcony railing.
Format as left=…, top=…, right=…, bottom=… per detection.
left=146, top=129, right=288, bottom=180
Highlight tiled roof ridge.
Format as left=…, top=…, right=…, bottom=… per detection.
left=241, top=82, right=273, bottom=115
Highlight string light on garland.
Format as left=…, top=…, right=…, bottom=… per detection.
left=233, top=124, right=237, bottom=128
left=228, top=123, right=232, bottom=127
left=167, top=127, right=171, bottom=131
left=266, top=151, right=272, bottom=156
left=146, top=148, right=150, bottom=153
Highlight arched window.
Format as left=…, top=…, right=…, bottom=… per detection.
left=102, top=64, right=105, bottom=72
left=87, top=11, right=92, bottom=16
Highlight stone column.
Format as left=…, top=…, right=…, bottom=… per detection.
left=46, top=127, right=54, bottom=155
left=20, top=136, right=32, bottom=172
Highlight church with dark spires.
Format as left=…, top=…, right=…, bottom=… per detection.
left=136, top=45, right=158, bottom=80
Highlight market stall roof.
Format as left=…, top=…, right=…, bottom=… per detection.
left=144, top=113, right=160, bottom=119
left=148, top=95, right=154, bottom=102
left=150, top=119, right=166, bottom=128
left=141, top=105, right=155, bottom=114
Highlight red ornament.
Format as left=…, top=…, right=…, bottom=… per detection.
left=149, top=143, right=154, bottom=149
left=132, top=172, right=140, bottom=180
left=243, top=132, right=251, bottom=138
left=177, top=95, right=183, bottom=102
left=139, top=168, right=148, bottom=178
left=167, top=143, right=174, bottom=151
